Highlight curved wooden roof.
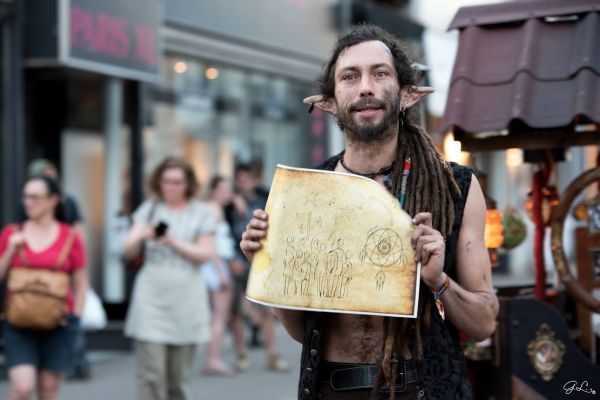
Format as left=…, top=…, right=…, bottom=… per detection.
left=442, top=0, right=600, bottom=151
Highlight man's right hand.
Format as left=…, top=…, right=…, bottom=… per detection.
left=240, top=209, right=268, bottom=262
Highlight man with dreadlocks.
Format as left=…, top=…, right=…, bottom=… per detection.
left=241, top=24, right=498, bottom=400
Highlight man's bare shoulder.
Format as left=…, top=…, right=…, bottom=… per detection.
left=455, top=174, right=492, bottom=288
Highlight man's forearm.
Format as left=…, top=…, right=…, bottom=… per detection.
left=438, top=275, right=498, bottom=341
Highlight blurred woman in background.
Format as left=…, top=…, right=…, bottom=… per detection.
left=0, top=176, right=88, bottom=400
left=201, top=176, right=236, bottom=376
left=123, top=157, right=216, bottom=400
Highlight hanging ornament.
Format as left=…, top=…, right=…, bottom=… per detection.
left=484, top=208, right=504, bottom=249
left=572, top=201, right=588, bottom=221
left=501, top=206, right=527, bottom=250
left=525, top=185, right=560, bottom=226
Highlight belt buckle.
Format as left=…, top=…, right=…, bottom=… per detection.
left=378, top=359, right=406, bottom=394
left=329, top=366, right=375, bottom=392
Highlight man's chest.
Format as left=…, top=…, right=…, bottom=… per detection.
left=322, top=314, right=385, bottom=363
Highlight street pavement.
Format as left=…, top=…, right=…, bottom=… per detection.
left=0, top=322, right=302, bottom=400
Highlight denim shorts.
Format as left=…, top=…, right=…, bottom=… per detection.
left=201, top=259, right=232, bottom=292
left=3, top=315, right=80, bottom=373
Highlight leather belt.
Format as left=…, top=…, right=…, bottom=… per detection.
left=319, top=359, right=419, bottom=393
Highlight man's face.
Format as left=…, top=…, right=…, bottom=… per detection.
left=333, top=41, right=401, bottom=142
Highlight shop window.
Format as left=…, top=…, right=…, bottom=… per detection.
left=144, top=55, right=314, bottom=193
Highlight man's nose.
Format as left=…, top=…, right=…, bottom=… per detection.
left=359, top=75, right=375, bottom=97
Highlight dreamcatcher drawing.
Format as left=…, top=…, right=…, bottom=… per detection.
left=360, top=228, right=406, bottom=291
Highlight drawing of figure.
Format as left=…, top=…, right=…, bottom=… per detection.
left=325, top=239, right=349, bottom=298
left=310, top=241, right=327, bottom=297
left=362, top=228, right=405, bottom=291
left=297, top=213, right=312, bottom=246
left=375, top=270, right=385, bottom=291
left=306, top=239, right=324, bottom=296
left=329, top=214, right=343, bottom=238
left=339, top=252, right=352, bottom=298
left=324, top=249, right=338, bottom=298
left=283, top=237, right=298, bottom=295
left=296, top=251, right=313, bottom=296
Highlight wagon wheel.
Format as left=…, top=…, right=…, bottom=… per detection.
left=550, top=166, right=600, bottom=313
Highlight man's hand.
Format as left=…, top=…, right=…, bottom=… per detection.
left=411, top=212, right=445, bottom=290
left=240, top=209, right=268, bottom=262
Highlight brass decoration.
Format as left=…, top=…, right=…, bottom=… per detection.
left=527, top=323, right=565, bottom=382
left=550, top=222, right=567, bottom=276
left=550, top=166, right=600, bottom=312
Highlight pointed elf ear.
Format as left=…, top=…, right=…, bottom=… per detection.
left=401, top=86, right=434, bottom=109
left=303, top=95, right=337, bottom=116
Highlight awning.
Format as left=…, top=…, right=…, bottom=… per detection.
left=442, top=0, right=600, bottom=151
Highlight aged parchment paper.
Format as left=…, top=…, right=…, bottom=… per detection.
left=247, top=165, right=420, bottom=318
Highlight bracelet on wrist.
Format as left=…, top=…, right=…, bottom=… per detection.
left=431, top=273, right=450, bottom=301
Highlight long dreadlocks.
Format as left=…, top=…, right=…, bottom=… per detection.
left=318, top=24, right=461, bottom=399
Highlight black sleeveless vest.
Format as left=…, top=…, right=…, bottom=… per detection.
left=297, top=156, right=474, bottom=400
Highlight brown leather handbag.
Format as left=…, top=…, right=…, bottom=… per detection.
left=6, top=227, right=76, bottom=330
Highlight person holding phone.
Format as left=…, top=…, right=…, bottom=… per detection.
left=123, top=157, right=216, bottom=400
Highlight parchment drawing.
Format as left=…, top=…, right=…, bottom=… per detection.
left=247, top=165, right=420, bottom=318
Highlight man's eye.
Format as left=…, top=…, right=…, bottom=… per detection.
left=375, top=71, right=387, bottom=78
left=342, top=74, right=356, bottom=81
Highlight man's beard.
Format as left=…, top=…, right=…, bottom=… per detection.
left=336, top=90, right=401, bottom=143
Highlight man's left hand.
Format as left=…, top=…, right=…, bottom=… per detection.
left=411, top=212, right=446, bottom=290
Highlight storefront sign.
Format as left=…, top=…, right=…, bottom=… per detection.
left=25, top=0, right=160, bottom=82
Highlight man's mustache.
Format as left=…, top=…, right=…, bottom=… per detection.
left=348, top=98, right=387, bottom=112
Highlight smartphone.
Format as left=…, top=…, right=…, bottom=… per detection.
left=154, top=221, right=169, bottom=238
